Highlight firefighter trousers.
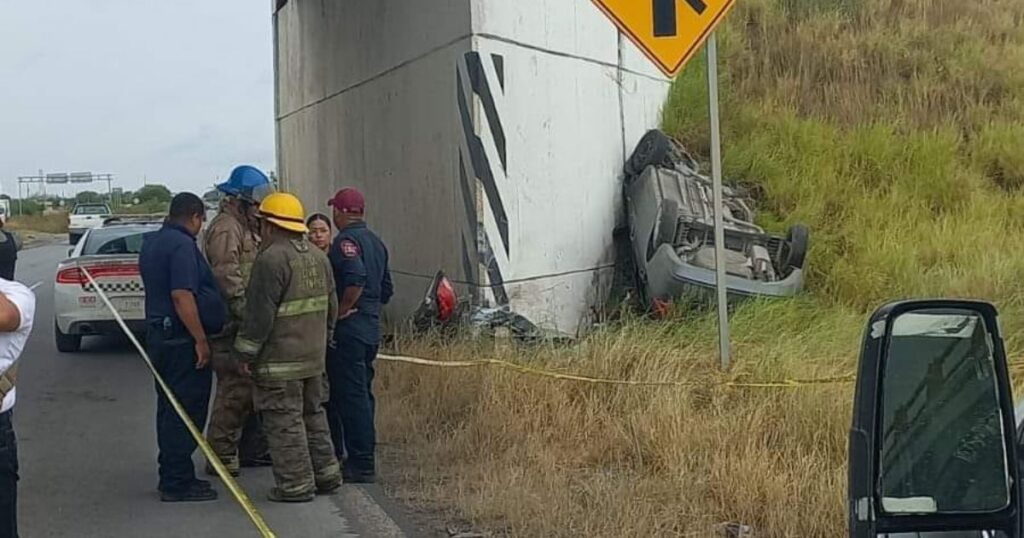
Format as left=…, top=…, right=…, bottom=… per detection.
left=207, top=346, right=269, bottom=471
left=254, top=375, right=340, bottom=498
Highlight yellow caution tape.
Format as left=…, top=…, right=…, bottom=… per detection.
left=81, top=268, right=276, bottom=538
left=377, top=353, right=855, bottom=389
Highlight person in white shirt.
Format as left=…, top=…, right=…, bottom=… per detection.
left=0, top=278, right=36, bottom=538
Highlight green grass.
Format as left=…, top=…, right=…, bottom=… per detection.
left=665, top=0, right=1024, bottom=342
left=118, top=200, right=169, bottom=215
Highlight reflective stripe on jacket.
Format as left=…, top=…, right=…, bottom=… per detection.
left=232, top=235, right=337, bottom=381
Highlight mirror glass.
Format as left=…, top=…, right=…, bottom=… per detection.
left=878, top=308, right=1010, bottom=515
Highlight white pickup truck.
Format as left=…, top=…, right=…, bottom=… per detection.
left=68, top=203, right=112, bottom=245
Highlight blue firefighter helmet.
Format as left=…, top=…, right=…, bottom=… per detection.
left=217, top=165, right=275, bottom=203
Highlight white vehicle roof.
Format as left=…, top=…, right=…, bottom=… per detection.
left=74, top=223, right=159, bottom=257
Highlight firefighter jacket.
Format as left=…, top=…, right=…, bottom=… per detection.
left=232, top=234, right=337, bottom=381
left=202, top=209, right=258, bottom=337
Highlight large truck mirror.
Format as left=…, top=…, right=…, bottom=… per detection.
left=849, top=300, right=1021, bottom=538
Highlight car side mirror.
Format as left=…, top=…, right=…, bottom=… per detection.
left=849, top=300, right=1021, bottom=538
left=68, top=247, right=74, bottom=256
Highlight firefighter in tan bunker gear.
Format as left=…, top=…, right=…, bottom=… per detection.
left=202, top=166, right=274, bottom=475
left=232, top=192, right=342, bottom=502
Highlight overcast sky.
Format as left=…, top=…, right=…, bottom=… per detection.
left=0, top=1, right=275, bottom=198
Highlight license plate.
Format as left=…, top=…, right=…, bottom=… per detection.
left=111, top=296, right=143, bottom=313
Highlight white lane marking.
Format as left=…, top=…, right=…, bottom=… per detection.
left=337, top=487, right=407, bottom=538
left=29, top=281, right=42, bottom=291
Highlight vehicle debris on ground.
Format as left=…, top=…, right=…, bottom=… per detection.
left=408, top=270, right=557, bottom=344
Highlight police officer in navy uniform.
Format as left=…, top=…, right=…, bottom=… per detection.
left=326, top=187, right=393, bottom=483
left=139, top=193, right=226, bottom=502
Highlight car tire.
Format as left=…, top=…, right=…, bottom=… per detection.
left=55, top=320, right=82, bottom=353
left=657, top=199, right=680, bottom=247
left=782, top=224, right=810, bottom=272
left=69, top=232, right=81, bottom=246
left=625, top=129, right=673, bottom=179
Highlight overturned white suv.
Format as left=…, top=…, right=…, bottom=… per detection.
left=623, top=130, right=809, bottom=308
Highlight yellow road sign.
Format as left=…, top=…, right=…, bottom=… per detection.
left=592, top=0, right=737, bottom=77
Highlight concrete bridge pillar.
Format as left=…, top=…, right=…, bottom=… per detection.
left=274, top=0, right=670, bottom=336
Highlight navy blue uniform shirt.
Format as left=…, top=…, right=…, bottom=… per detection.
left=139, top=222, right=226, bottom=336
left=329, top=221, right=393, bottom=345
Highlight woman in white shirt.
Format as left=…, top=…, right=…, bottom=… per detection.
left=0, top=278, right=36, bottom=538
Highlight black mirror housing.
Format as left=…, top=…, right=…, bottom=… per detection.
left=849, top=300, right=1021, bottom=537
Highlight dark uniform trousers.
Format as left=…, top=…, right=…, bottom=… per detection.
left=253, top=376, right=338, bottom=497
left=147, top=328, right=212, bottom=495
left=326, top=221, right=391, bottom=477
left=0, top=411, right=18, bottom=538
left=327, top=330, right=378, bottom=474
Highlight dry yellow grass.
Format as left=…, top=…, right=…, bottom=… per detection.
left=374, top=0, right=1024, bottom=535
left=377, top=302, right=862, bottom=536
left=6, top=212, right=68, bottom=234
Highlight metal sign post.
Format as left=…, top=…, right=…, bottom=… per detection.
left=706, top=33, right=731, bottom=369
left=590, top=0, right=737, bottom=367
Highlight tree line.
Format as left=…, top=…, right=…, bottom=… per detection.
left=2, top=183, right=214, bottom=216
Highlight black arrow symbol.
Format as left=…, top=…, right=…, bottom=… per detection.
left=653, top=0, right=709, bottom=37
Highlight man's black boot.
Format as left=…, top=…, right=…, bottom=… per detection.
left=342, top=467, right=375, bottom=484
left=239, top=453, right=273, bottom=468
left=161, top=482, right=219, bottom=503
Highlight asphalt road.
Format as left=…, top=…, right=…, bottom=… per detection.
left=10, top=243, right=416, bottom=538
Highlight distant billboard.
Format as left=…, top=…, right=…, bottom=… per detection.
left=45, top=173, right=69, bottom=184
left=69, top=172, right=93, bottom=183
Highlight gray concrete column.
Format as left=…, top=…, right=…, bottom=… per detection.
left=275, top=0, right=669, bottom=336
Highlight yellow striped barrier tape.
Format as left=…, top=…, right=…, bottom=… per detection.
left=380, top=351, right=1024, bottom=388
left=81, top=268, right=276, bottom=538
left=377, top=353, right=855, bottom=389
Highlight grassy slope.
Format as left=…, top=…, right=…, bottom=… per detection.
left=377, top=0, right=1024, bottom=535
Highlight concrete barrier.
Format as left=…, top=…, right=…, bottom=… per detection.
left=274, top=0, right=669, bottom=336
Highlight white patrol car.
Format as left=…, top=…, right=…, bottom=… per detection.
left=54, top=217, right=162, bottom=352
